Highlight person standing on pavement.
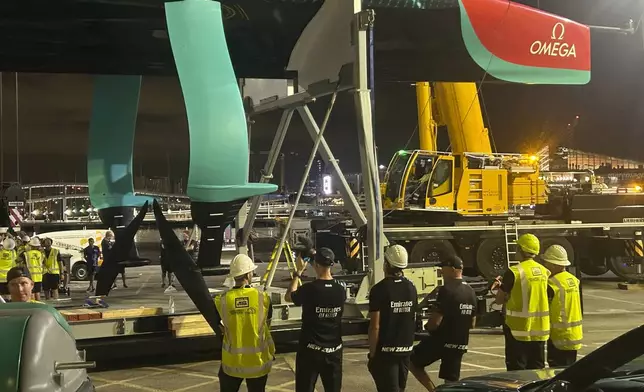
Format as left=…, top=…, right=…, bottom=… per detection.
left=368, top=245, right=417, bottom=392
left=18, top=237, right=45, bottom=301
left=285, top=247, right=346, bottom=392
left=410, top=255, right=477, bottom=391
left=160, top=238, right=175, bottom=289
left=214, top=254, right=275, bottom=392
left=0, top=237, right=17, bottom=301
left=84, top=238, right=102, bottom=293
left=102, top=230, right=128, bottom=289
left=542, top=245, right=583, bottom=367
left=42, top=237, right=63, bottom=300
left=493, top=233, right=550, bottom=371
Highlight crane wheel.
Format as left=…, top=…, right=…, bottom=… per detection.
left=410, top=240, right=456, bottom=264
left=609, top=256, right=644, bottom=282
left=475, top=238, right=508, bottom=279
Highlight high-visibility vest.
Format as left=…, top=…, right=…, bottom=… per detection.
left=548, top=271, right=583, bottom=351
left=44, top=248, right=61, bottom=275
left=505, top=259, right=551, bottom=342
left=0, top=249, right=17, bottom=283
left=26, top=250, right=44, bottom=283
left=215, top=287, right=275, bottom=379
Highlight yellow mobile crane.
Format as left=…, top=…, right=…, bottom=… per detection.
left=382, top=82, right=545, bottom=215
left=381, top=82, right=644, bottom=282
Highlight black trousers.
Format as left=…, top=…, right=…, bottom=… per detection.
left=547, top=339, right=577, bottom=368
left=295, top=348, right=342, bottom=392
left=503, top=325, right=545, bottom=371
left=368, top=354, right=410, bottom=392
left=218, top=367, right=268, bottom=392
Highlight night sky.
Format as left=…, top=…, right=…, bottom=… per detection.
left=0, top=0, right=643, bottom=190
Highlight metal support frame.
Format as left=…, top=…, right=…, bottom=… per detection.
left=298, top=106, right=367, bottom=227
left=264, top=89, right=340, bottom=290
left=352, top=3, right=385, bottom=286
left=240, top=3, right=384, bottom=291
left=241, top=109, right=294, bottom=246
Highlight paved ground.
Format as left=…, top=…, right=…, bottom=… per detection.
left=89, top=312, right=644, bottom=392
left=69, top=266, right=644, bottom=392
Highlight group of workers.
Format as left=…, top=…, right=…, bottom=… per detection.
left=0, top=231, right=65, bottom=301
left=1, top=225, right=582, bottom=391
left=213, top=241, right=475, bottom=392
left=493, top=233, right=583, bottom=370
left=214, top=232, right=582, bottom=392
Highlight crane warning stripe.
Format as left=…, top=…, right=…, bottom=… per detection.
left=458, top=0, right=591, bottom=85
left=9, top=208, right=23, bottom=227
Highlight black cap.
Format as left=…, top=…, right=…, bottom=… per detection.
left=7, top=266, right=32, bottom=283
left=315, top=247, right=335, bottom=266
left=440, top=255, right=464, bottom=269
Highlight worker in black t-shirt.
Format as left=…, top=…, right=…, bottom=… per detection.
left=410, top=255, right=477, bottom=391
left=286, top=247, right=347, bottom=392
left=368, top=244, right=418, bottom=392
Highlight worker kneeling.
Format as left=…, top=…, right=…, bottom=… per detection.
left=6, top=266, right=44, bottom=303
left=542, top=245, right=583, bottom=368
left=494, top=233, right=550, bottom=371
left=215, top=254, right=275, bottom=392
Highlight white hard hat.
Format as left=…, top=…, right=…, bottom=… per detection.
left=542, top=245, right=570, bottom=266
left=384, top=245, right=408, bottom=269
left=2, top=238, right=16, bottom=250
left=29, top=237, right=41, bottom=247
left=228, top=254, right=257, bottom=279
left=22, top=235, right=30, bottom=242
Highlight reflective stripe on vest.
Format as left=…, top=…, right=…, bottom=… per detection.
left=26, top=250, right=44, bottom=283
left=505, top=259, right=551, bottom=342
left=0, top=250, right=17, bottom=283
left=44, top=248, right=60, bottom=275
left=548, top=271, right=583, bottom=351
left=215, top=287, right=275, bottom=379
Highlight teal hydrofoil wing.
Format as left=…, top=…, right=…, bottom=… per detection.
left=87, top=75, right=153, bottom=210
left=166, top=0, right=277, bottom=203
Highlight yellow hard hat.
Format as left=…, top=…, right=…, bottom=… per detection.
left=517, top=233, right=540, bottom=255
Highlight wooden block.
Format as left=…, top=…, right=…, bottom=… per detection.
left=173, top=326, right=216, bottom=338
left=169, top=314, right=207, bottom=329
left=100, top=307, right=164, bottom=319
left=60, top=309, right=102, bottom=322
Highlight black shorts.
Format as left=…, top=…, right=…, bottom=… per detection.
left=369, top=354, right=410, bottom=392
left=43, top=274, right=61, bottom=291
left=32, top=282, right=42, bottom=294
left=0, top=283, right=8, bottom=295
left=88, top=264, right=98, bottom=276
left=410, top=337, right=464, bottom=382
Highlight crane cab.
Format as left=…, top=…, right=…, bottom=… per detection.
left=382, top=150, right=547, bottom=215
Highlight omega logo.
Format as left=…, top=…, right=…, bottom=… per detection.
left=529, top=22, right=577, bottom=58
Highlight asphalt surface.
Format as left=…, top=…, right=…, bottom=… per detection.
left=65, top=264, right=644, bottom=392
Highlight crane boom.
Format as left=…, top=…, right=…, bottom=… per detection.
left=434, top=82, right=492, bottom=154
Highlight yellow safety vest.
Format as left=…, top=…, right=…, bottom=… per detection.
left=548, top=271, right=583, bottom=351
left=0, top=249, right=17, bottom=283
left=44, top=248, right=61, bottom=275
left=26, top=250, right=44, bottom=283
left=215, top=287, right=275, bottom=379
left=505, top=259, right=551, bottom=342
